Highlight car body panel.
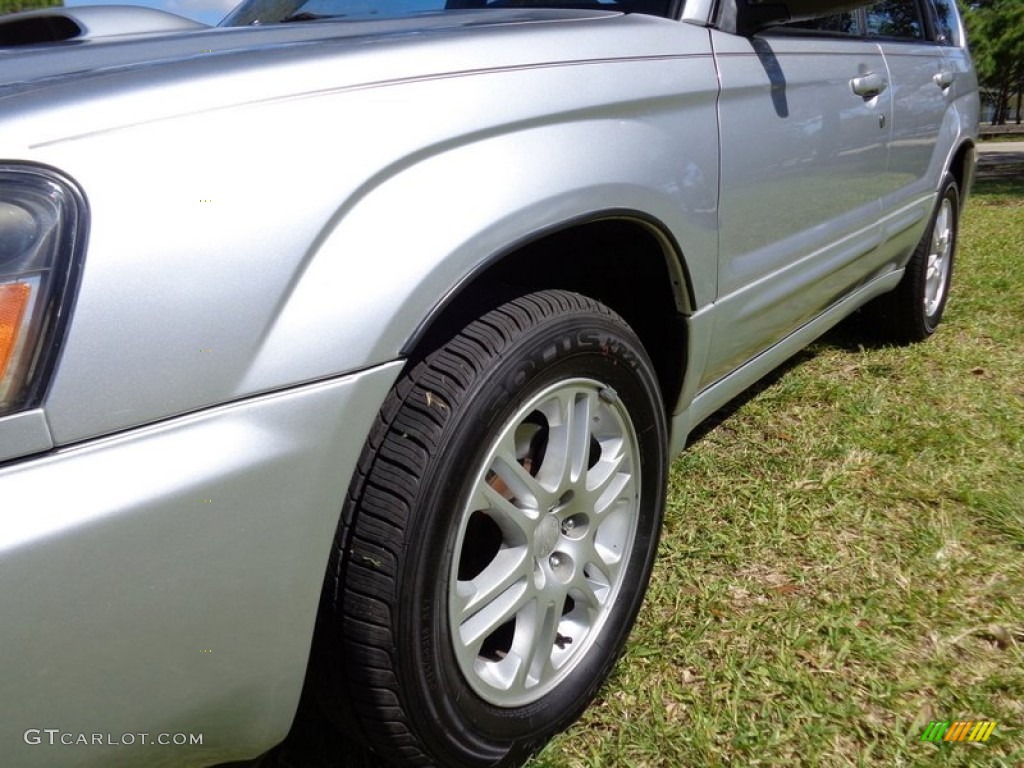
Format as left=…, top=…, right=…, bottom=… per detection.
left=707, top=31, right=890, bottom=385
left=0, top=409, right=52, bottom=462
left=871, top=32, right=978, bottom=284
left=3, top=13, right=720, bottom=445
left=938, top=41, right=980, bottom=194
left=0, top=361, right=402, bottom=767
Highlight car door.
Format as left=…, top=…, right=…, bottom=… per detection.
left=869, top=0, right=961, bottom=263
left=701, top=17, right=892, bottom=387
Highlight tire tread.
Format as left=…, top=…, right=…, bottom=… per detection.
left=864, top=175, right=960, bottom=344
left=318, top=291, right=635, bottom=767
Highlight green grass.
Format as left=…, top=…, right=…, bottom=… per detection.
left=527, top=177, right=1024, bottom=767
left=264, top=178, right=1023, bottom=768
left=981, top=134, right=1024, bottom=143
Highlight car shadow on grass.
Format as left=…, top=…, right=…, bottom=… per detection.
left=685, top=311, right=894, bottom=448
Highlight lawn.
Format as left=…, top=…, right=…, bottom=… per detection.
left=527, top=177, right=1024, bottom=767
left=261, top=177, right=1023, bottom=768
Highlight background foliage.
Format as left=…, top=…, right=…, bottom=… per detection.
left=961, top=0, right=1024, bottom=124
left=0, top=0, right=60, bottom=13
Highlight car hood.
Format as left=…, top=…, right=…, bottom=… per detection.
left=2, top=8, right=631, bottom=94
left=0, top=7, right=691, bottom=148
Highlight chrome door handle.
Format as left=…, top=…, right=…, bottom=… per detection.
left=851, top=73, right=887, bottom=99
left=934, top=71, right=955, bottom=90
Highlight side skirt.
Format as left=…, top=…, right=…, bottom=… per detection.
left=668, top=268, right=904, bottom=457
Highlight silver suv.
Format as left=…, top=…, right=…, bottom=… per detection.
left=0, top=0, right=978, bottom=766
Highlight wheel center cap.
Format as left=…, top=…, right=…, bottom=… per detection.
left=534, top=516, right=560, bottom=558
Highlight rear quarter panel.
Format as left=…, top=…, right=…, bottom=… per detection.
left=874, top=35, right=979, bottom=273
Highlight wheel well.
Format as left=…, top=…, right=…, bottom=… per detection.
left=404, top=217, right=689, bottom=415
left=949, top=140, right=977, bottom=204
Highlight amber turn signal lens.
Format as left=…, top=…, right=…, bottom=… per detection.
left=0, top=282, right=31, bottom=380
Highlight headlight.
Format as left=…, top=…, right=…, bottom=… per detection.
left=0, top=165, right=86, bottom=417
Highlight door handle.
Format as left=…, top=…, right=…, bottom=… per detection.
left=850, top=73, right=887, bottom=99
left=934, top=71, right=955, bottom=90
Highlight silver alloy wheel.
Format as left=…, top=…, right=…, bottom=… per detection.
left=449, top=378, right=641, bottom=707
left=924, top=197, right=954, bottom=318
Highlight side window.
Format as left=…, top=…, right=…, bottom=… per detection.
left=864, top=0, right=925, bottom=40
left=928, top=0, right=961, bottom=46
left=787, top=12, right=859, bottom=35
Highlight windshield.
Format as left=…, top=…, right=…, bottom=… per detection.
left=220, top=0, right=676, bottom=26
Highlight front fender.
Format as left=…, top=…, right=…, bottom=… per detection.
left=239, top=105, right=720, bottom=395
left=35, top=48, right=718, bottom=444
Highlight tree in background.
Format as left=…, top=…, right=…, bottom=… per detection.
left=1, top=0, right=61, bottom=12
left=961, top=0, right=1024, bottom=124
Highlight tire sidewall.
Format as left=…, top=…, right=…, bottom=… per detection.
left=921, top=176, right=960, bottom=334
left=397, top=311, right=667, bottom=764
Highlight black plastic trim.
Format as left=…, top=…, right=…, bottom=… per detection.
left=0, top=162, right=89, bottom=417
left=398, top=208, right=695, bottom=358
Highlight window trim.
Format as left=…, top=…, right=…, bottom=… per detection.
left=861, top=0, right=928, bottom=44
left=761, top=0, right=951, bottom=46
left=922, top=0, right=960, bottom=47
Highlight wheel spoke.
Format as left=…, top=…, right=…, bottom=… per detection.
left=512, top=597, right=561, bottom=693
left=457, top=561, right=534, bottom=651
left=574, top=564, right=612, bottom=614
left=574, top=534, right=610, bottom=573
left=585, top=450, right=633, bottom=517
left=455, top=545, right=531, bottom=623
left=934, top=206, right=950, bottom=252
left=924, top=199, right=954, bottom=316
left=535, top=389, right=595, bottom=493
left=490, top=440, right=548, bottom=512
left=567, top=390, right=596, bottom=487
left=474, top=481, right=538, bottom=542
left=570, top=535, right=619, bottom=601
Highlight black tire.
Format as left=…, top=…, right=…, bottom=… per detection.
left=315, top=290, right=668, bottom=768
left=865, top=174, right=960, bottom=343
